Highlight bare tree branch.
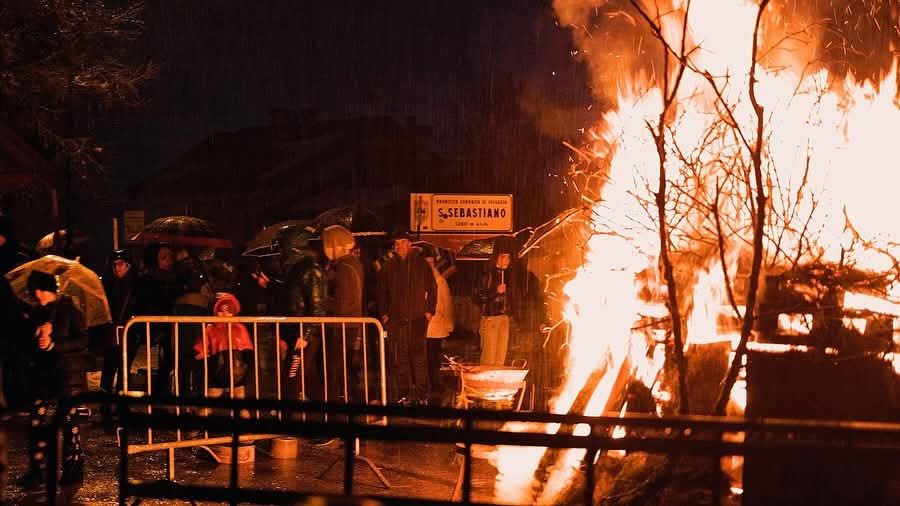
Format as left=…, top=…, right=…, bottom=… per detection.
left=715, top=0, right=771, bottom=416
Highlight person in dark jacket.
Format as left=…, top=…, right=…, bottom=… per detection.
left=171, top=248, right=211, bottom=398
left=476, top=248, right=515, bottom=366
left=100, top=249, right=140, bottom=395
left=323, top=225, right=365, bottom=402
left=276, top=226, right=328, bottom=402
left=18, top=270, right=88, bottom=490
left=376, top=229, right=436, bottom=405
left=136, top=245, right=181, bottom=396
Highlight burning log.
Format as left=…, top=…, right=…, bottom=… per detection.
left=528, top=351, right=635, bottom=503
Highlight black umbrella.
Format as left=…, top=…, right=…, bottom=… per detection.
left=241, top=216, right=385, bottom=257
left=457, top=230, right=532, bottom=260
left=309, top=207, right=383, bottom=236
left=242, top=220, right=313, bottom=257
left=243, top=209, right=385, bottom=258
left=132, top=216, right=232, bottom=248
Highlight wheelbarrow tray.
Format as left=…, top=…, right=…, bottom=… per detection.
left=461, top=366, right=528, bottom=401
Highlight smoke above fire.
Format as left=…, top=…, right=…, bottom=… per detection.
left=493, top=0, right=899, bottom=503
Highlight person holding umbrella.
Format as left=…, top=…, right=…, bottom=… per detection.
left=476, top=247, right=515, bottom=366
left=17, top=270, right=88, bottom=491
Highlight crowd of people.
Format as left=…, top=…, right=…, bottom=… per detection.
left=0, top=217, right=533, bottom=495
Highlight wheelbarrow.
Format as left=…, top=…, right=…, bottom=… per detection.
left=445, top=356, right=528, bottom=410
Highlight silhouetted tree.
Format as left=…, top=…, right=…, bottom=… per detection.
left=0, top=0, right=156, bottom=181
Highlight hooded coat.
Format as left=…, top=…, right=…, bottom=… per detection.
left=323, top=225, right=363, bottom=317
left=194, top=293, right=253, bottom=359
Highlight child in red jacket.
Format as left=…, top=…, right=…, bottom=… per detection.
left=194, top=293, right=253, bottom=406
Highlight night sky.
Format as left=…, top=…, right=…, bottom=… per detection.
left=118, top=0, right=595, bottom=186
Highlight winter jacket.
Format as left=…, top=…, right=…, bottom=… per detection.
left=329, top=254, right=364, bottom=317
left=137, top=267, right=180, bottom=315
left=194, top=294, right=253, bottom=359
left=478, top=265, right=514, bottom=317
left=278, top=249, right=327, bottom=350
left=27, top=294, right=89, bottom=398
left=426, top=265, right=454, bottom=338
left=284, top=256, right=328, bottom=319
left=103, top=269, right=138, bottom=327
left=376, top=249, right=436, bottom=323
left=195, top=324, right=252, bottom=364
left=174, top=256, right=212, bottom=310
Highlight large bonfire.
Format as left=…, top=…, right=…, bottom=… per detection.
left=493, top=0, right=899, bottom=503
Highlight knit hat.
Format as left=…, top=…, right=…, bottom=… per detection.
left=214, top=292, right=241, bottom=315
left=27, top=270, right=57, bottom=293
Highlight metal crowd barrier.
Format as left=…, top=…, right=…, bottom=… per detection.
left=45, top=392, right=900, bottom=505
left=119, top=315, right=388, bottom=478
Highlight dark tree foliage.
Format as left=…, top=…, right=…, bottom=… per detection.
left=0, top=0, right=155, bottom=181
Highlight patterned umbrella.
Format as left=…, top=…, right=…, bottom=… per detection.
left=132, top=216, right=232, bottom=248
left=6, top=255, right=112, bottom=328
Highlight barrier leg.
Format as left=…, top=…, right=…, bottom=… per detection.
left=316, top=438, right=390, bottom=489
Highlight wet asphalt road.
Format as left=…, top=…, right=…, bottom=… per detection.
left=2, top=414, right=500, bottom=505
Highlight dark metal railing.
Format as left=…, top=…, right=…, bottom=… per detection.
left=47, top=392, right=900, bottom=505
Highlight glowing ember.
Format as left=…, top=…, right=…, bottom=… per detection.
left=494, top=0, right=899, bottom=502
left=777, top=313, right=814, bottom=336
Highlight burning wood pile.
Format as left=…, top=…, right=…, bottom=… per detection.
left=758, top=264, right=897, bottom=355
left=485, top=0, right=900, bottom=502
